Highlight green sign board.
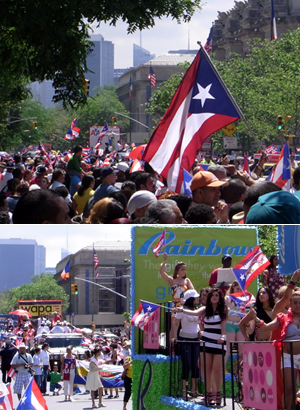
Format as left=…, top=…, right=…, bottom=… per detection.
left=132, top=226, right=258, bottom=309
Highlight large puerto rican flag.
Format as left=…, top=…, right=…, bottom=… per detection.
left=142, top=45, right=241, bottom=193
left=16, top=378, right=48, bottom=410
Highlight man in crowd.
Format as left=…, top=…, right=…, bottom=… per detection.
left=0, top=338, right=18, bottom=383
left=93, top=166, right=119, bottom=203
left=11, top=343, right=33, bottom=400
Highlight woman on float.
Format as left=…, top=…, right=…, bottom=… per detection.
left=174, top=288, right=228, bottom=406
left=170, top=289, right=200, bottom=399
left=160, top=252, right=194, bottom=342
left=247, top=269, right=300, bottom=410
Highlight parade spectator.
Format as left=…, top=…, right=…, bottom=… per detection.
left=0, top=161, right=14, bottom=192
left=61, top=345, right=76, bottom=402
left=85, top=198, right=124, bottom=224
left=11, top=343, right=33, bottom=400
left=93, top=167, right=118, bottom=203
left=29, top=165, right=47, bottom=186
left=207, top=164, right=228, bottom=180
left=32, top=347, right=43, bottom=391
left=0, top=338, right=17, bottom=383
left=40, top=343, right=50, bottom=395
left=67, top=145, right=85, bottom=197
left=122, top=356, right=133, bottom=410
left=72, top=174, right=95, bottom=214
left=49, top=364, right=62, bottom=396
left=7, top=182, right=29, bottom=213
left=26, top=323, right=35, bottom=349
left=13, top=189, right=71, bottom=224
left=23, top=169, right=33, bottom=183
left=12, top=168, right=23, bottom=182
left=144, top=199, right=186, bottom=224
left=0, top=193, right=8, bottom=212
left=5, top=178, right=20, bottom=198
left=49, top=169, right=66, bottom=190
left=85, top=347, right=105, bottom=408
left=185, top=203, right=217, bottom=224
left=220, top=179, right=247, bottom=207
left=127, top=190, right=157, bottom=220
left=135, top=172, right=156, bottom=193
left=168, top=195, right=192, bottom=220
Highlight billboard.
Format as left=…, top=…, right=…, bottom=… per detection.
left=132, top=226, right=258, bottom=309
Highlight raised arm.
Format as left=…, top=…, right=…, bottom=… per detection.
left=273, top=269, right=300, bottom=315
left=249, top=307, right=280, bottom=332
left=238, top=310, right=255, bottom=341
left=160, top=252, right=173, bottom=285
left=173, top=306, right=206, bottom=317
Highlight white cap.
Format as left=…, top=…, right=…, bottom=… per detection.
left=115, top=162, right=129, bottom=172
left=127, top=190, right=157, bottom=216
left=183, top=289, right=200, bottom=300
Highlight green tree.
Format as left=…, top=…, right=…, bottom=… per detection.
left=0, top=274, right=69, bottom=315
left=257, top=225, right=278, bottom=257
left=0, top=0, right=202, bottom=111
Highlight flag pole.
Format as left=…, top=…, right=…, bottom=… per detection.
left=197, top=42, right=259, bottom=145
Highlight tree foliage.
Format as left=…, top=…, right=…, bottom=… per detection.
left=257, top=225, right=278, bottom=258
left=0, top=0, right=202, bottom=111
left=0, top=274, right=69, bottom=315
left=146, top=29, right=300, bottom=153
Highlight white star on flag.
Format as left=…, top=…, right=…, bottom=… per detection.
left=192, top=83, right=215, bottom=107
left=240, top=274, right=245, bottom=280
left=147, top=306, right=152, bottom=312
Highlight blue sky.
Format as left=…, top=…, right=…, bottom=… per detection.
left=0, top=225, right=131, bottom=268
left=90, top=0, right=236, bottom=68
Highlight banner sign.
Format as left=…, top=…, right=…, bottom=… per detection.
left=277, top=225, right=300, bottom=275
left=17, top=300, right=62, bottom=317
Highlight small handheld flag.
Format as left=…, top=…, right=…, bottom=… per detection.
left=131, top=301, right=160, bottom=331
left=152, top=231, right=166, bottom=258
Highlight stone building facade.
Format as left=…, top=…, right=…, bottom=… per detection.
left=55, top=240, right=131, bottom=329
left=212, top=0, right=300, bottom=60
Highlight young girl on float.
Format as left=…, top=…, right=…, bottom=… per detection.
left=160, top=252, right=194, bottom=345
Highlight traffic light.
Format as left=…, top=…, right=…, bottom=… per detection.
left=277, top=115, right=284, bottom=131
left=82, top=79, right=90, bottom=95
left=50, top=136, right=55, bottom=141
left=74, top=283, right=78, bottom=295
left=71, top=284, right=75, bottom=295
left=112, top=116, right=117, bottom=126
left=32, top=121, right=38, bottom=130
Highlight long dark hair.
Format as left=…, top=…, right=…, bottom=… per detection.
left=173, top=262, right=186, bottom=279
left=205, top=288, right=228, bottom=321
left=183, top=297, right=196, bottom=311
left=255, top=287, right=275, bottom=312
left=267, top=254, right=278, bottom=271
left=78, top=175, right=94, bottom=196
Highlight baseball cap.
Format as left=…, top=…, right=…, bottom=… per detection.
left=115, top=162, right=129, bottom=172
left=18, top=343, right=26, bottom=348
left=6, top=161, right=15, bottom=169
left=127, top=190, right=157, bottom=216
left=222, top=254, right=232, bottom=261
left=190, top=171, right=228, bottom=191
left=183, top=289, right=200, bottom=300
left=246, top=191, right=300, bottom=224
left=100, top=166, right=118, bottom=178
left=36, top=165, right=46, bottom=175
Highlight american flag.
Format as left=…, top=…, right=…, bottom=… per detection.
left=143, top=46, right=241, bottom=193
left=131, top=301, right=160, bottom=331
left=152, top=231, right=166, bottom=258
left=94, top=249, right=99, bottom=279
left=204, top=26, right=213, bottom=53
left=148, top=65, right=156, bottom=87
left=233, top=246, right=270, bottom=292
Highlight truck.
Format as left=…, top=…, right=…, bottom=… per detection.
left=17, top=300, right=63, bottom=319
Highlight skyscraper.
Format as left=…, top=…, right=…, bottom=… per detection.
left=0, top=239, right=46, bottom=292
left=133, top=44, right=155, bottom=67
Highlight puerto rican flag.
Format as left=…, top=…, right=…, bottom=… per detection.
left=65, top=118, right=80, bottom=140
left=38, top=141, right=47, bottom=156
left=130, top=159, right=145, bottom=173
left=7, top=367, right=16, bottom=378
left=131, top=301, right=160, bottom=331
left=152, top=230, right=166, bottom=258
left=233, top=246, right=270, bottom=292
left=182, top=168, right=193, bottom=197
left=0, top=383, right=13, bottom=410
left=16, top=378, right=48, bottom=410
left=229, top=291, right=256, bottom=312
left=95, top=123, right=109, bottom=149
left=243, top=153, right=250, bottom=175
left=142, top=46, right=241, bottom=193
left=269, top=142, right=291, bottom=191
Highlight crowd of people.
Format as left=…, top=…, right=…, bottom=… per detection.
left=1, top=144, right=300, bottom=224
left=166, top=252, right=300, bottom=410
left=0, top=312, right=132, bottom=409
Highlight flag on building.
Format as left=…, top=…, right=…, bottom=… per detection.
left=61, top=259, right=70, bottom=280
left=16, top=378, right=49, bottom=410
left=95, top=123, right=109, bottom=149
left=142, top=46, right=241, bottom=193
left=204, top=26, right=213, bottom=53
left=131, top=301, right=160, bottom=331
left=94, top=249, right=99, bottom=279
left=148, top=65, right=156, bottom=87
left=65, top=118, right=80, bottom=140
left=182, top=168, right=193, bottom=197
left=243, top=153, right=250, bottom=175
left=233, top=246, right=270, bottom=292
left=0, top=383, right=13, bottom=410
left=152, top=230, right=166, bottom=258
left=271, top=0, right=277, bottom=40
left=129, top=76, right=133, bottom=100
left=269, top=142, right=291, bottom=191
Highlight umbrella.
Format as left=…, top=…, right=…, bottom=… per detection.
left=127, top=144, right=147, bottom=160
left=9, top=309, right=32, bottom=317
left=102, top=332, right=118, bottom=338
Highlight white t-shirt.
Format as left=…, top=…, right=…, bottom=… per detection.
left=11, top=352, right=33, bottom=374
left=40, top=349, right=49, bottom=365
left=175, top=312, right=200, bottom=335
left=33, top=354, right=43, bottom=375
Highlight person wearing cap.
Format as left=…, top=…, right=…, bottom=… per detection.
left=127, top=190, right=157, bottom=220
left=200, top=154, right=214, bottom=165
left=209, top=254, right=232, bottom=294
left=115, top=162, right=129, bottom=184
left=0, top=161, right=15, bottom=192
left=29, top=165, right=48, bottom=186
left=11, top=343, right=33, bottom=400
left=0, top=338, right=17, bottom=383
left=170, top=289, right=200, bottom=399
left=190, top=171, right=229, bottom=223
left=93, top=166, right=119, bottom=203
